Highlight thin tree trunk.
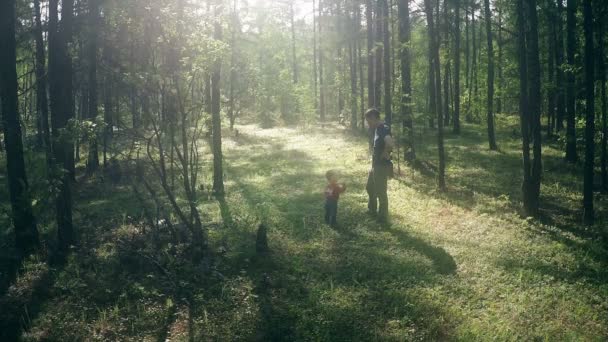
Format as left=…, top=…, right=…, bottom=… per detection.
left=366, top=0, right=375, bottom=108
left=0, top=0, right=40, bottom=256
left=212, top=14, right=224, bottom=195
left=496, top=3, right=503, bottom=114
left=49, top=0, right=74, bottom=252
left=484, top=0, right=497, bottom=150
left=556, top=0, right=566, bottom=131
left=34, top=0, right=52, bottom=164
left=381, top=0, right=392, bottom=125
left=527, top=0, right=543, bottom=216
left=453, top=0, right=461, bottom=133
left=599, top=13, right=608, bottom=191
left=87, top=0, right=100, bottom=174
left=313, top=0, right=319, bottom=114
left=547, top=2, right=557, bottom=138
left=399, top=0, right=415, bottom=160
left=424, top=0, right=446, bottom=191
left=565, top=0, right=578, bottom=162
left=290, top=1, right=298, bottom=84
left=582, top=0, right=594, bottom=224
left=319, top=0, right=326, bottom=121
left=229, top=0, right=238, bottom=130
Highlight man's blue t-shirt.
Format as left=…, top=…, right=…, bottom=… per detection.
left=371, top=123, right=392, bottom=166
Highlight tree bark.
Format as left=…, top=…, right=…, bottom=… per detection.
left=453, top=0, right=461, bottom=134
left=484, top=0, right=497, bottom=150
left=381, top=0, right=392, bottom=125
left=87, top=0, right=100, bottom=173
left=424, top=0, right=446, bottom=191
left=399, top=0, right=415, bottom=160
left=556, top=0, right=566, bottom=131
left=599, top=11, right=607, bottom=191
left=0, top=0, right=40, bottom=256
left=565, top=0, right=578, bottom=162
left=319, top=0, right=326, bottom=121
left=527, top=0, right=543, bottom=216
left=212, top=15, right=224, bottom=195
left=34, top=0, right=52, bottom=164
left=582, top=0, right=594, bottom=224
left=366, top=0, right=375, bottom=108
left=49, top=0, right=75, bottom=252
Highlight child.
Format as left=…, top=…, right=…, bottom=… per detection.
left=324, top=170, right=346, bottom=227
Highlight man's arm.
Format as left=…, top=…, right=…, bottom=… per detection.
left=381, top=135, right=394, bottom=159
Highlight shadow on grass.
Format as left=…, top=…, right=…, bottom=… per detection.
left=219, top=129, right=459, bottom=340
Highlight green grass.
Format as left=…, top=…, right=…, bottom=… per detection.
left=2, top=115, right=608, bottom=341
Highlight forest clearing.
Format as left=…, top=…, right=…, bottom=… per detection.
left=2, top=0, right=608, bottom=340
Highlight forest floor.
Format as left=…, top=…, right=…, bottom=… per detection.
left=2, top=115, right=608, bottom=341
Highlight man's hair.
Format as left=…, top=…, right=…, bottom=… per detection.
left=365, top=108, right=381, bottom=120
left=326, top=170, right=337, bottom=180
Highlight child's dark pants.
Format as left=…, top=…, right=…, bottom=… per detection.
left=325, top=199, right=338, bottom=226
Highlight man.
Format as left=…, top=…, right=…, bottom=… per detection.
left=365, top=108, right=394, bottom=222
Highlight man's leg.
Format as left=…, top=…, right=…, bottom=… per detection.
left=374, top=165, right=389, bottom=221
left=330, top=201, right=338, bottom=226
left=366, top=169, right=377, bottom=213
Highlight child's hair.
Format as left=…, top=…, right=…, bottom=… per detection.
left=326, top=170, right=337, bottom=181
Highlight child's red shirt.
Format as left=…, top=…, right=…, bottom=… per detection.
left=325, top=183, right=346, bottom=201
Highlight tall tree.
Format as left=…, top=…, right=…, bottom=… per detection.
left=34, top=0, right=52, bottom=164
left=381, top=0, right=392, bottom=125
left=555, top=0, right=566, bottom=131
left=565, top=0, right=578, bottom=162
left=290, top=1, right=298, bottom=84
left=87, top=0, right=100, bottom=173
left=453, top=0, right=461, bottom=133
left=0, top=0, right=40, bottom=256
left=212, top=10, right=224, bottom=195
left=582, top=0, right=594, bottom=224
left=484, top=0, right=497, bottom=150
left=399, top=0, right=415, bottom=160
left=366, top=0, right=376, bottom=108
left=599, top=8, right=608, bottom=191
left=49, top=0, right=75, bottom=251
left=424, top=0, right=446, bottom=191
left=319, top=0, right=326, bottom=121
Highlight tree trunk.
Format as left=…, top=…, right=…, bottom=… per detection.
left=565, top=0, right=578, bottom=162
left=443, top=0, right=450, bottom=127
left=87, top=0, right=100, bottom=174
left=212, top=16, right=224, bottom=195
left=468, top=2, right=476, bottom=122
left=34, top=0, right=52, bottom=164
left=49, top=0, right=75, bottom=252
left=556, top=0, right=566, bottom=131
left=582, top=0, right=594, bottom=224
left=349, top=3, right=358, bottom=131
left=374, top=1, right=383, bottom=109
left=453, top=0, right=461, bottom=134
left=319, top=0, right=326, bottom=121
left=399, top=0, right=415, bottom=160
left=0, top=0, right=40, bottom=256
left=290, top=1, right=298, bottom=84
left=496, top=3, right=503, bottom=114
left=527, top=0, right=543, bottom=216
left=313, top=0, right=319, bottom=115
left=357, top=4, right=365, bottom=130
left=229, top=0, right=238, bottom=130
left=424, top=0, right=446, bottom=191
left=484, top=0, right=497, bottom=150
left=381, top=0, right=392, bottom=125
left=599, top=13, right=607, bottom=191
left=366, top=0, right=375, bottom=108
left=547, top=0, right=557, bottom=137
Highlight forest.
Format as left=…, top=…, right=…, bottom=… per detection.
left=1, top=0, right=607, bottom=340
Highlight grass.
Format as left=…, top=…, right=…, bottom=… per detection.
left=1, top=114, right=608, bottom=341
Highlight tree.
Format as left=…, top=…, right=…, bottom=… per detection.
left=565, top=0, right=578, bottom=162
left=0, top=0, right=40, bottom=256
left=453, top=0, right=461, bottom=134
left=599, top=6, right=608, bottom=191
left=366, top=0, right=376, bottom=108
left=87, top=0, right=100, bottom=173
left=484, top=0, right=497, bottom=150
left=49, top=0, right=75, bottom=252
left=381, top=0, right=392, bottom=125
left=555, top=0, right=566, bottom=131
left=34, top=0, right=51, bottom=163
left=212, top=11, right=225, bottom=196
left=399, top=0, right=415, bottom=160
left=582, top=0, right=594, bottom=224
left=424, top=0, right=446, bottom=191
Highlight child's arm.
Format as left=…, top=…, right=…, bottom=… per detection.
left=339, top=184, right=347, bottom=193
